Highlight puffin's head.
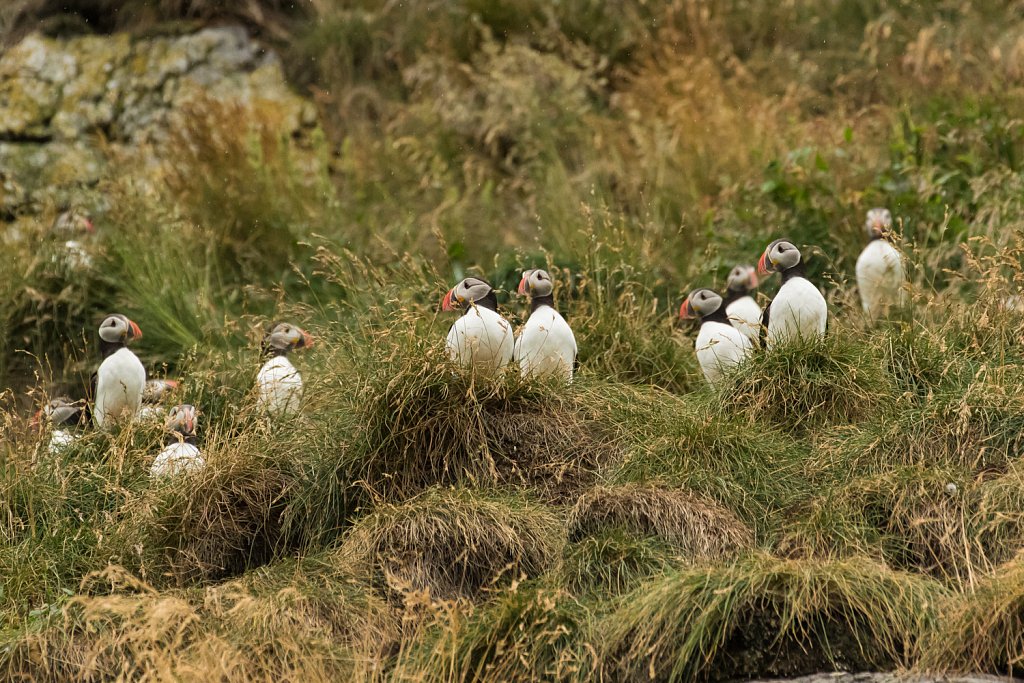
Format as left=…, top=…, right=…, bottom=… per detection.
left=517, top=269, right=554, bottom=297
left=99, top=314, right=142, bottom=344
left=679, top=288, right=724, bottom=320
left=865, top=207, right=893, bottom=239
left=33, top=397, right=86, bottom=429
left=52, top=209, right=94, bottom=236
left=758, top=239, right=801, bottom=275
left=442, top=277, right=493, bottom=311
left=726, top=264, right=758, bottom=294
left=165, top=404, right=198, bottom=438
left=263, top=322, right=313, bottom=355
left=143, top=379, right=179, bottom=405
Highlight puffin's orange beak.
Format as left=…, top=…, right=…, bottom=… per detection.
left=749, top=271, right=759, bottom=288
left=442, top=289, right=455, bottom=312
left=517, top=277, right=528, bottom=295
left=301, top=330, right=314, bottom=349
left=83, top=218, right=95, bottom=234
left=30, top=409, right=42, bottom=430
left=165, top=379, right=179, bottom=389
left=128, top=320, right=142, bottom=340
left=183, top=412, right=195, bottom=435
left=679, top=300, right=693, bottom=320
left=757, top=251, right=771, bottom=276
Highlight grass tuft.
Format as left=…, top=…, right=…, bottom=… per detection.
left=339, top=487, right=563, bottom=603
left=567, top=483, right=753, bottom=560
left=602, top=553, right=946, bottom=681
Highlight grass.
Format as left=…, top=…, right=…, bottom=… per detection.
left=4, top=0, right=1024, bottom=679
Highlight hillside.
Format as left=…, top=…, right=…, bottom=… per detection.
left=3, top=1, right=1024, bottom=679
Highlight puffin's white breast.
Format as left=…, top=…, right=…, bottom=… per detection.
left=95, top=347, right=146, bottom=427
left=515, top=305, right=577, bottom=381
left=150, top=442, right=205, bottom=477
left=856, top=240, right=906, bottom=316
left=257, top=355, right=303, bottom=417
left=695, top=320, right=751, bottom=385
left=48, top=429, right=78, bottom=454
left=446, top=307, right=514, bottom=374
left=726, top=295, right=761, bottom=346
left=766, top=278, right=827, bottom=348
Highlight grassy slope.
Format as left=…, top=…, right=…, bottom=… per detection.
left=4, top=0, right=1024, bottom=679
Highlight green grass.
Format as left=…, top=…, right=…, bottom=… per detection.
left=4, top=0, right=1024, bottom=679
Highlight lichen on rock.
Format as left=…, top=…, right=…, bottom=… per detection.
left=0, top=26, right=319, bottom=224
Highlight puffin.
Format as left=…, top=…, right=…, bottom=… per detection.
left=442, top=277, right=514, bottom=375
left=680, top=288, right=752, bottom=385
left=93, top=314, right=146, bottom=428
left=138, top=379, right=180, bottom=421
left=514, top=269, right=577, bottom=381
left=34, top=397, right=88, bottom=454
left=757, top=240, right=828, bottom=348
left=51, top=208, right=95, bottom=269
left=856, top=207, right=906, bottom=317
left=257, top=322, right=313, bottom=417
left=150, top=404, right=205, bottom=477
left=723, top=264, right=761, bottom=345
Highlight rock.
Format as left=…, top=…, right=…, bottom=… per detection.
left=745, top=673, right=1021, bottom=683
left=0, top=26, right=319, bottom=217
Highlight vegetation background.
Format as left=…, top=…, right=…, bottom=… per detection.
left=3, top=0, right=1024, bottom=679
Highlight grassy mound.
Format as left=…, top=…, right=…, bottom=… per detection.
left=602, top=554, right=945, bottom=681
left=602, top=385, right=808, bottom=538
left=567, top=483, right=753, bottom=559
left=139, top=447, right=294, bottom=584
left=560, top=528, right=680, bottom=597
left=345, top=349, right=619, bottom=502
left=392, top=584, right=597, bottom=683
left=1, top=560, right=395, bottom=682
left=921, top=555, right=1024, bottom=675
left=723, top=332, right=894, bottom=433
left=339, top=487, right=564, bottom=602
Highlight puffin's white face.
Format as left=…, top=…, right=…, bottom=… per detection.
left=680, top=288, right=724, bottom=320
left=518, top=269, right=553, bottom=297
left=865, top=208, right=893, bottom=238
left=165, top=404, right=198, bottom=437
left=726, top=265, right=758, bottom=293
left=52, top=210, right=94, bottom=236
left=98, top=314, right=142, bottom=344
left=263, top=323, right=313, bottom=354
left=442, top=277, right=493, bottom=311
left=143, top=379, right=179, bottom=404
left=758, top=240, right=801, bottom=275
left=38, top=397, right=86, bottom=428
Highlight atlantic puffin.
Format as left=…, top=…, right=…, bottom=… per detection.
left=138, top=379, right=180, bottom=421
left=257, top=322, right=313, bottom=417
left=680, top=288, right=752, bottom=385
left=51, top=208, right=95, bottom=270
left=150, top=404, right=205, bottom=477
left=757, top=240, right=827, bottom=348
left=856, top=207, right=906, bottom=317
left=442, top=277, right=514, bottom=375
left=34, top=397, right=88, bottom=454
left=723, top=264, right=761, bottom=345
left=514, top=269, right=577, bottom=381
left=93, top=314, right=145, bottom=427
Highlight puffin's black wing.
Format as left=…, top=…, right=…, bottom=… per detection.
left=759, top=303, right=771, bottom=348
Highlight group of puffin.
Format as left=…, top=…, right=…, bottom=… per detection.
left=36, top=318, right=313, bottom=478
left=442, top=268, right=578, bottom=381
left=32, top=209, right=904, bottom=466
left=681, top=207, right=905, bottom=384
